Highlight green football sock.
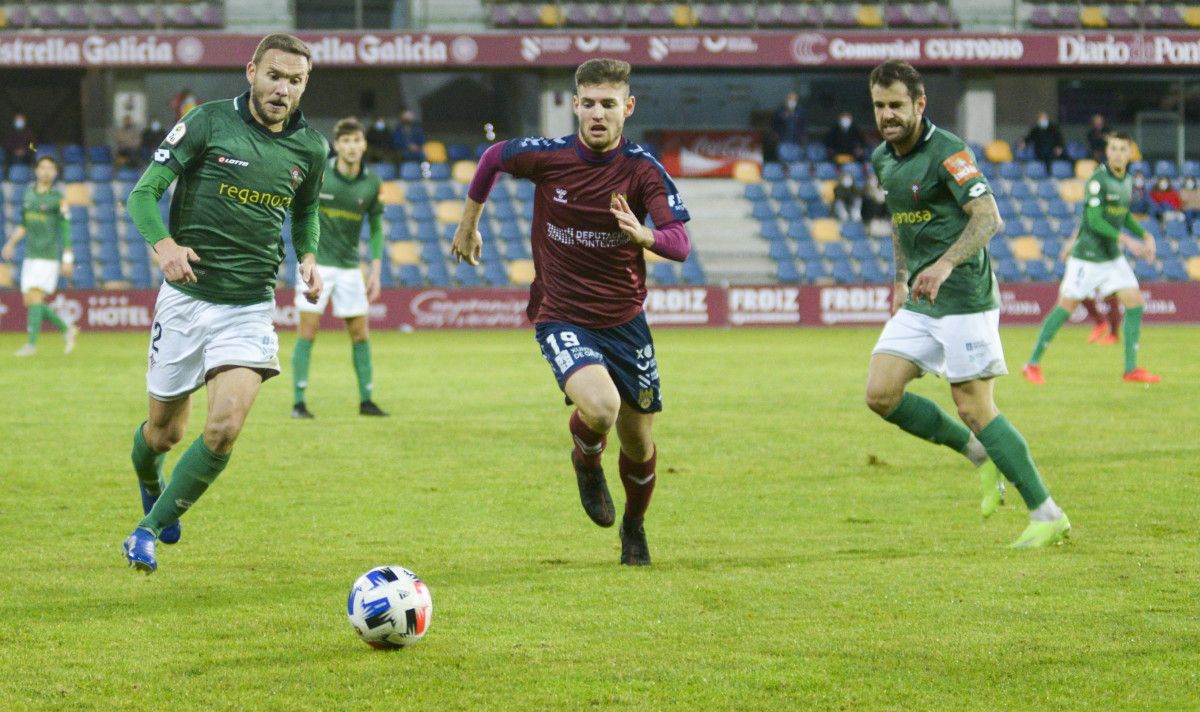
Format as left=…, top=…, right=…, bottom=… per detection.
left=976, top=415, right=1049, bottom=510
left=139, top=436, right=229, bottom=536
left=292, top=337, right=313, bottom=404
left=883, top=392, right=971, bottom=454
left=352, top=339, right=373, bottom=402
left=1123, top=305, right=1144, bottom=373
left=131, top=422, right=165, bottom=497
left=1028, top=306, right=1070, bottom=364
left=42, top=304, right=68, bottom=331
left=26, top=305, right=43, bottom=345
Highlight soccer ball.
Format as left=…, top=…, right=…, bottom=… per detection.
left=347, top=565, right=433, bottom=650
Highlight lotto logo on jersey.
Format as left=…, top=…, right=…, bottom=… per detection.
left=942, top=151, right=981, bottom=186
left=153, top=148, right=170, bottom=164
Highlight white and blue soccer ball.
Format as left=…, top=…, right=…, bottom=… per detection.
left=347, top=565, right=433, bottom=650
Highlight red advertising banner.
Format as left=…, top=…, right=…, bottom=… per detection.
left=1, top=32, right=1198, bottom=69
left=2, top=282, right=1198, bottom=332
left=657, top=130, right=763, bottom=178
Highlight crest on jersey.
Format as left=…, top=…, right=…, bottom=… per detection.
left=638, top=388, right=655, bottom=410
left=910, top=181, right=921, bottom=203
left=290, top=164, right=303, bottom=189
left=554, top=188, right=568, bottom=204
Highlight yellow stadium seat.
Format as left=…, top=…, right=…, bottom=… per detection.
left=539, top=3, right=562, bottom=26
left=1080, top=6, right=1107, bottom=27
left=63, top=183, right=92, bottom=206
left=1186, top=256, right=1200, bottom=281
left=389, top=241, right=421, bottom=265
left=672, top=4, right=695, bottom=27
left=423, top=140, right=448, bottom=164
left=857, top=5, right=883, bottom=27
left=0, top=263, right=12, bottom=288
left=1184, top=6, right=1200, bottom=27
left=0, top=9, right=8, bottom=29
left=1073, top=159, right=1098, bottom=180
left=509, top=259, right=536, bottom=285
left=732, top=160, right=761, bottom=183
left=1129, top=141, right=1142, bottom=161
left=435, top=200, right=463, bottom=225
left=810, top=218, right=841, bottom=243
left=1059, top=179, right=1084, bottom=204
left=644, top=248, right=666, bottom=264
left=103, top=279, right=132, bottom=290
left=378, top=181, right=406, bottom=205
left=451, top=160, right=477, bottom=184
left=1011, top=236, right=1043, bottom=261
left=819, top=179, right=836, bottom=205
left=833, top=154, right=856, bottom=166
left=984, top=140, right=1013, bottom=164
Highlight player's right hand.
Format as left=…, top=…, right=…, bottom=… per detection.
left=154, top=237, right=201, bottom=284
left=1, top=242, right=13, bottom=261
left=891, top=282, right=908, bottom=315
left=450, top=225, right=482, bottom=266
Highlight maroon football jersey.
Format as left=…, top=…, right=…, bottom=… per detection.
left=500, top=135, right=690, bottom=328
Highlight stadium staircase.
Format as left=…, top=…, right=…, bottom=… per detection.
left=675, top=178, right=774, bottom=285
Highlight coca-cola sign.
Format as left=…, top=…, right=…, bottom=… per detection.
left=658, top=130, right=762, bottom=178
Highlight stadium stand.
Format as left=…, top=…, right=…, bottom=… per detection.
left=0, top=1, right=225, bottom=30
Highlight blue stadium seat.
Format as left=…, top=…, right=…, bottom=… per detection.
left=62, top=164, right=86, bottom=182
left=849, top=240, right=875, bottom=260
left=128, top=259, right=152, bottom=288
left=743, top=183, right=767, bottom=202
left=842, top=163, right=864, bottom=181
left=998, top=162, right=1021, bottom=180
left=769, top=182, right=793, bottom=202
left=778, top=202, right=804, bottom=221
left=484, top=261, right=509, bottom=286
left=387, top=219, right=412, bottom=241
left=1035, top=181, right=1060, bottom=200
left=88, top=146, right=114, bottom=165
left=768, top=238, right=793, bottom=261
left=831, top=259, right=857, bottom=284
left=805, top=143, right=826, bottom=162
left=481, top=239, right=502, bottom=262
left=1164, top=219, right=1188, bottom=240
left=803, top=258, right=830, bottom=282
left=62, top=144, right=85, bottom=165
left=1051, top=161, right=1074, bottom=179
left=1161, top=256, right=1187, bottom=281
left=1064, top=142, right=1087, bottom=162
left=1153, top=160, right=1176, bottom=179
left=758, top=220, right=783, bottom=241
left=432, top=182, right=458, bottom=201
left=447, top=143, right=472, bottom=162
left=840, top=221, right=866, bottom=241
left=1024, top=260, right=1052, bottom=282
left=775, top=259, right=801, bottom=283
left=369, top=162, right=397, bottom=181
left=116, top=166, right=141, bottom=181
left=993, top=258, right=1022, bottom=283
left=786, top=220, right=810, bottom=242
left=498, top=220, right=524, bottom=244
left=87, top=165, right=114, bottom=181
left=515, top=182, right=535, bottom=203
left=454, top=261, right=481, bottom=286
left=978, top=160, right=996, bottom=179
left=858, top=258, right=886, bottom=283
left=1041, top=236, right=1062, bottom=257
left=68, top=205, right=89, bottom=223
left=397, top=264, right=423, bottom=286
left=428, top=163, right=451, bottom=181
left=787, top=162, right=810, bottom=180
left=778, top=142, right=803, bottom=163
left=1130, top=160, right=1150, bottom=176
left=1183, top=160, right=1200, bottom=178
left=399, top=162, right=422, bottom=181
left=1020, top=199, right=1045, bottom=219
left=1023, top=161, right=1047, bottom=180
left=794, top=240, right=821, bottom=260
left=681, top=257, right=706, bottom=285
left=814, top=162, right=838, bottom=181
left=794, top=181, right=820, bottom=203
left=1007, top=180, right=1033, bottom=199
left=92, top=182, right=115, bottom=206
left=821, top=241, right=850, bottom=259
left=474, top=143, right=492, bottom=160
left=1179, top=238, right=1200, bottom=257
left=762, top=162, right=786, bottom=182
left=1134, top=260, right=1161, bottom=281
left=410, top=203, right=436, bottom=224
left=1045, top=199, right=1072, bottom=220
left=100, top=257, right=125, bottom=282
left=650, top=262, right=678, bottom=285
left=72, top=263, right=95, bottom=289
left=878, top=239, right=893, bottom=259
left=989, top=238, right=1012, bottom=259
left=995, top=198, right=1018, bottom=221
left=382, top=204, right=406, bottom=222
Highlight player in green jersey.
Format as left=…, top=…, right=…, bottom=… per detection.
left=2, top=156, right=79, bottom=356
left=290, top=117, right=388, bottom=419
left=863, top=60, right=1070, bottom=549
left=121, top=33, right=328, bottom=573
left=1023, top=132, right=1160, bottom=385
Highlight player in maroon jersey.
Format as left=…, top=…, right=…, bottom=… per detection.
left=451, top=58, right=691, bottom=565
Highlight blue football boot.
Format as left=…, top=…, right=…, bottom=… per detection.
left=123, top=526, right=158, bottom=574
left=139, top=483, right=181, bottom=545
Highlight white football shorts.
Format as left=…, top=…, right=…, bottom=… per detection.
left=872, top=307, right=1007, bottom=383
left=1059, top=256, right=1138, bottom=301
left=294, top=263, right=369, bottom=318
left=20, top=258, right=60, bottom=294
left=146, top=282, right=280, bottom=401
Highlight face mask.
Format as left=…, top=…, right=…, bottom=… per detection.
left=839, top=117, right=851, bottom=129
left=150, top=120, right=161, bottom=131
left=841, top=177, right=853, bottom=187
left=14, top=117, right=25, bottom=129
left=375, top=120, right=385, bottom=130
left=1038, top=119, right=1049, bottom=129
left=786, top=100, right=797, bottom=111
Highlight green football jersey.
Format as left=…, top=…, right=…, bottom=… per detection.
left=872, top=119, right=1000, bottom=317
left=317, top=159, right=382, bottom=268
left=151, top=92, right=328, bottom=304
left=20, top=185, right=67, bottom=260
left=1072, top=165, right=1136, bottom=263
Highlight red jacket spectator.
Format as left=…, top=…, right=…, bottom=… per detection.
left=1149, top=176, right=1181, bottom=211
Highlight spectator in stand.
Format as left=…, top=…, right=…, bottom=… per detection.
left=1086, top=114, right=1108, bottom=163
left=169, top=89, right=201, bottom=119
left=771, top=91, right=807, bottom=155
left=366, top=116, right=391, bottom=162
left=861, top=173, right=890, bottom=237
left=140, top=118, right=164, bottom=164
left=114, top=115, right=142, bottom=166
left=4, top=112, right=36, bottom=165
left=833, top=170, right=863, bottom=223
left=391, top=110, right=426, bottom=163
left=1020, top=111, right=1065, bottom=170
left=826, top=111, right=866, bottom=163
left=1178, top=176, right=1200, bottom=224
left=1149, top=176, right=1182, bottom=220
left=1130, top=171, right=1150, bottom=214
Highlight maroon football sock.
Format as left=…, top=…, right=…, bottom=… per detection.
left=569, top=409, right=606, bottom=469
left=619, top=447, right=657, bottom=523
left=1105, top=294, right=1122, bottom=335
left=1081, top=297, right=1103, bottom=325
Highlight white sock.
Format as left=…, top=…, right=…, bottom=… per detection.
left=1029, top=496, right=1064, bottom=523
left=962, top=435, right=989, bottom=468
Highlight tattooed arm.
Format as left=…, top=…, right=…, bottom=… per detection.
left=910, top=194, right=1002, bottom=305
left=891, top=223, right=909, bottom=314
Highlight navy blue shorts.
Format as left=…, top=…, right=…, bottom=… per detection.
left=534, top=312, right=662, bottom=413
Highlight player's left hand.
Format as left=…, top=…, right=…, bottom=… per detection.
left=1, top=242, right=12, bottom=261
left=610, top=194, right=654, bottom=249
left=299, top=257, right=322, bottom=304
left=910, top=259, right=953, bottom=304
left=366, top=272, right=381, bottom=303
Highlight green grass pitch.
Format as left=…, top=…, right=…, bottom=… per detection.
left=1, top=325, right=1198, bottom=710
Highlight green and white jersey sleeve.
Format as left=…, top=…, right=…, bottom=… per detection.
left=146, top=93, right=329, bottom=305
left=872, top=120, right=999, bottom=317
left=1072, top=165, right=1141, bottom=263
left=20, top=185, right=68, bottom=260
left=316, top=160, right=383, bottom=269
